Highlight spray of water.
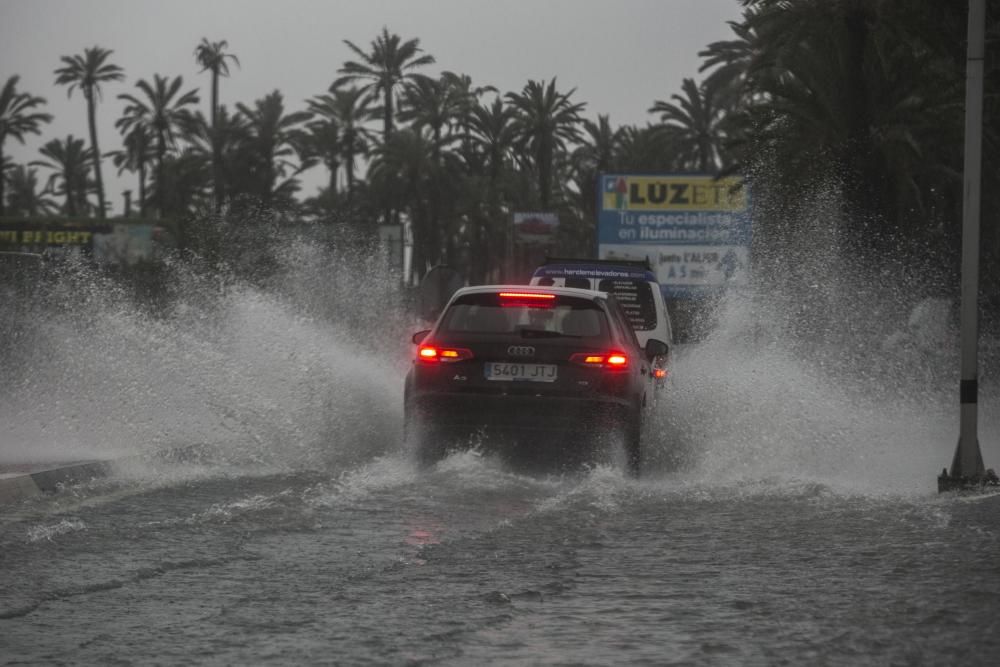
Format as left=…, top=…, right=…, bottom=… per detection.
left=647, top=183, right=999, bottom=495
left=3, top=191, right=997, bottom=499
left=0, top=228, right=410, bottom=475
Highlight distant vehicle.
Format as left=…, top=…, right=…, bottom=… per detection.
left=529, top=257, right=674, bottom=388
left=404, top=285, right=669, bottom=476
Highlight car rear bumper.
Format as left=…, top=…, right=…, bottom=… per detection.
left=408, top=391, right=633, bottom=434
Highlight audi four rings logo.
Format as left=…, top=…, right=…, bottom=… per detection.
left=507, top=345, right=535, bottom=357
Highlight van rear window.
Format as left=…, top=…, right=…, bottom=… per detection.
left=598, top=279, right=657, bottom=331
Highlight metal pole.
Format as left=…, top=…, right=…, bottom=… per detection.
left=942, top=0, right=988, bottom=489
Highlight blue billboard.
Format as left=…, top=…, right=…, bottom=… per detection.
left=597, top=174, right=752, bottom=298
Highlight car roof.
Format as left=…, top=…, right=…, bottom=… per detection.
left=450, top=284, right=609, bottom=300
left=531, top=262, right=659, bottom=283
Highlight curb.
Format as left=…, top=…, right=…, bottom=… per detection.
left=0, top=461, right=112, bottom=506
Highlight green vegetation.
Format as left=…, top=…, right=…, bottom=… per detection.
left=1, top=1, right=998, bottom=294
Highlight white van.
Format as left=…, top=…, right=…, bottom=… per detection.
left=529, top=258, right=673, bottom=385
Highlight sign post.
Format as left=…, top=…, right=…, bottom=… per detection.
left=939, top=0, right=997, bottom=491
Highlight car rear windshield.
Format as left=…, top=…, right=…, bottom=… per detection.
left=441, top=293, right=609, bottom=339
left=597, top=278, right=657, bottom=331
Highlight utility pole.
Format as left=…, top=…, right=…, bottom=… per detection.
left=939, top=0, right=997, bottom=492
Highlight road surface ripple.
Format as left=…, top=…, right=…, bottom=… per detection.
left=1, top=452, right=998, bottom=665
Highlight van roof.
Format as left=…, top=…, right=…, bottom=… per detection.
left=532, top=260, right=658, bottom=283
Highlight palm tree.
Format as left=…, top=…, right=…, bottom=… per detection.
left=183, top=106, right=248, bottom=203
left=54, top=46, right=124, bottom=218
left=731, top=0, right=972, bottom=247
left=106, top=122, right=155, bottom=216
left=233, top=90, right=312, bottom=208
left=305, top=85, right=373, bottom=203
left=0, top=76, right=52, bottom=216
left=468, top=97, right=518, bottom=279
left=335, top=27, right=435, bottom=228
left=194, top=38, right=239, bottom=211
left=572, top=114, right=621, bottom=220
left=148, top=148, right=211, bottom=219
left=398, top=74, right=469, bottom=258
left=649, top=77, right=728, bottom=173
left=440, top=71, right=496, bottom=161
left=117, top=74, right=200, bottom=217
left=575, top=115, right=618, bottom=175
left=506, top=77, right=585, bottom=209
left=469, top=97, right=517, bottom=193
left=297, top=111, right=340, bottom=201
left=399, top=76, right=459, bottom=159
left=32, top=135, right=93, bottom=216
left=334, top=27, right=435, bottom=141
left=4, top=164, right=58, bottom=217
left=368, top=128, right=437, bottom=279
left=614, top=123, right=679, bottom=173
left=698, top=11, right=773, bottom=111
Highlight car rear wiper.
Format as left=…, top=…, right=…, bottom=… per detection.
left=518, top=328, right=579, bottom=339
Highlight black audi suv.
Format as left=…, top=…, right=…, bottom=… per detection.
left=403, top=285, right=669, bottom=475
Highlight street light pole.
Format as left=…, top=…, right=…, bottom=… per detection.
left=939, top=0, right=997, bottom=491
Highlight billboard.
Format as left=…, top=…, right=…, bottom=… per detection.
left=0, top=220, right=154, bottom=264
left=513, top=212, right=559, bottom=245
left=597, top=174, right=751, bottom=298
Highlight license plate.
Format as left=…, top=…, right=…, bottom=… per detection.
left=484, top=362, right=558, bottom=382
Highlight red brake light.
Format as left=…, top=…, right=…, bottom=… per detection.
left=498, top=291, right=556, bottom=308
left=417, top=345, right=473, bottom=363
left=498, top=292, right=555, bottom=300
left=570, top=351, right=629, bottom=370
left=607, top=354, right=628, bottom=367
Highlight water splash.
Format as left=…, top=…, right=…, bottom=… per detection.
left=0, top=233, right=410, bottom=474
left=646, top=184, right=999, bottom=496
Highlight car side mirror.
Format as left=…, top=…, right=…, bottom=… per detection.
left=412, top=329, right=431, bottom=345
left=645, top=338, right=669, bottom=360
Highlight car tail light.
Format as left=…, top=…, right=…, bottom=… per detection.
left=607, top=353, right=628, bottom=367
left=498, top=291, right=555, bottom=308
left=570, top=351, right=629, bottom=370
left=417, top=345, right=473, bottom=363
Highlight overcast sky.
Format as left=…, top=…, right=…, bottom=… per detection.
left=1, top=0, right=743, bottom=213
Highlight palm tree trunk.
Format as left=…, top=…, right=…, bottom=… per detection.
left=263, top=145, right=274, bottom=209
left=211, top=69, right=223, bottom=212
left=327, top=156, right=338, bottom=195
left=156, top=129, right=166, bottom=218
left=383, top=89, right=394, bottom=139
left=86, top=91, right=106, bottom=218
left=346, top=146, right=355, bottom=204
left=539, top=138, right=552, bottom=210
left=65, top=166, right=77, bottom=217
left=0, top=140, right=6, bottom=217
left=384, top=89, right=394, bottom=226
left=138, top=157, right=146, bottom=217
left=410, top=225, right=425, bottom=285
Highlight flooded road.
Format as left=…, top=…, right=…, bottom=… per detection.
left=2, top=256, right=1000, bottom=664
left=2, top=449, right=999, bottom=665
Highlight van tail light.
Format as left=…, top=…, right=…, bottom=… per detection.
left=653, top=367, right=668, bottom=379
left=417, top=345, right=473, bottom=363
left=570, top=351, right=629, bottom=370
